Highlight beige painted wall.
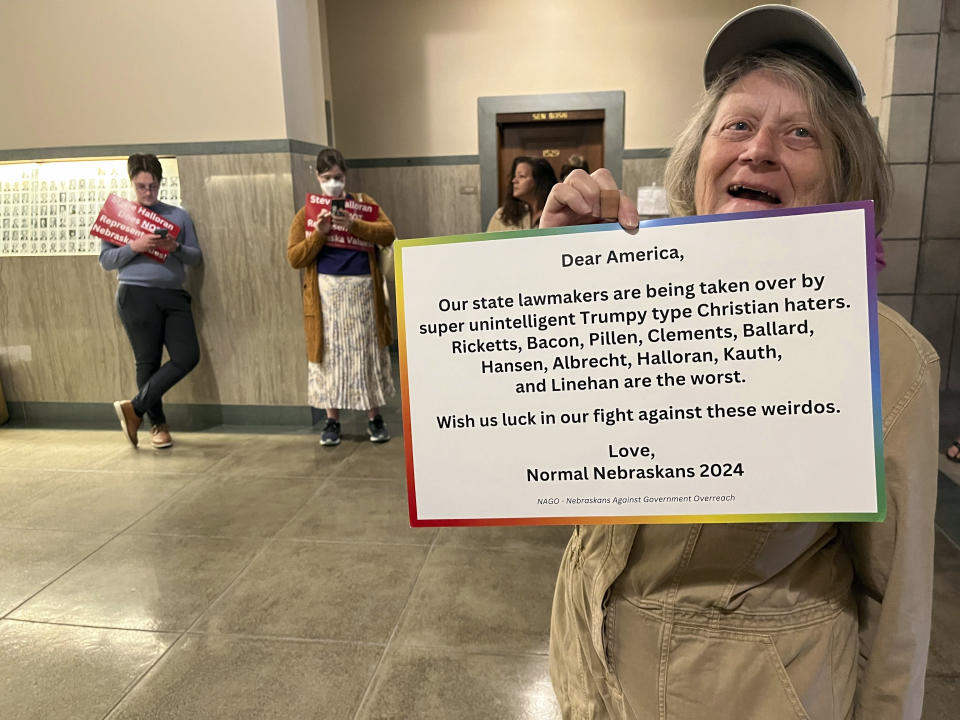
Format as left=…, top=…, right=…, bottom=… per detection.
left=277, top=0, right=328, bottom=145
left=0, top=0, right=290, bottom=149
left=0, top=1, right=891, bottom=154
left=794, top=0, right=895, bottom=118
left=326, top=0, right=891, bottom=157
left=317, top=0, right=334, bottom=111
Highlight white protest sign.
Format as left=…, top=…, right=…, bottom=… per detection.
left=396, top=203, right=883, bottom=527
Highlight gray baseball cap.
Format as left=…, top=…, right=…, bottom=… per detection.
left=703, top=4, right=865, bottom=103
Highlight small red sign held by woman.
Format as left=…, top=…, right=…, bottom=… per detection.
left=304, top=193, right=379, bottom=251
left=90, top=193, right=180, bottom=263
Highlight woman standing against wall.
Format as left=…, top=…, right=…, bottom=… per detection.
left=102, top=153, right=202, bottom=449
left=287, top=148, right=396, bottom=446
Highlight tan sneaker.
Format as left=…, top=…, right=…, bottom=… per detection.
left=150, top=424, right=173, bottom=449
left=113, top=400, right=141, bottom=447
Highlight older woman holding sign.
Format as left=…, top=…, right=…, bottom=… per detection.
left=287, top=148, right=396, bottom=446
left=543, top=6, right=938, bottom=719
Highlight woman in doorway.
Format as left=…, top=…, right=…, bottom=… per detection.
left=286, top=148, right=396, bottom=446
left=486, top=156, right=558, bottom=231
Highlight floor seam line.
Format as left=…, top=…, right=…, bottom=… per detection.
left=96, top=473, right=325, bottom=718
left=350, top=522, right=441, bottom=719
left=0, top=474, right=205, bottom=621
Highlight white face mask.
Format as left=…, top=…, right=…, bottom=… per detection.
left=320, top=179, right=345, bottom=197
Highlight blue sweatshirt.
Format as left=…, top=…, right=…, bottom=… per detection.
left=98, top=201, right=202, bottom=289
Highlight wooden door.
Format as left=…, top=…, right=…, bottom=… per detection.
left=496, top=109, right=604, bottom=204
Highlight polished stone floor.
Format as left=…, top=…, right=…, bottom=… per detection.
left=0, top=420, right=957, bottom=718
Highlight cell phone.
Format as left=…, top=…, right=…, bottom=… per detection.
left=331, top=198, right=346, bottom=215
left=155, top=228, right=168, bottom=238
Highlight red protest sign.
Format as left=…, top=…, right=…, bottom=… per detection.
left=90, top=194, right=181, bottom=263
left=305, top=194, right=379, bottom=252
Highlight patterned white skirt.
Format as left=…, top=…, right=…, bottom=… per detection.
left=308, top=273, right=394, bottom=410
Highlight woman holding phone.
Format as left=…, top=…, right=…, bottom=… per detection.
left=286, top=148, right=396, bottom=446
left=101, top=153, right=203, bottom=449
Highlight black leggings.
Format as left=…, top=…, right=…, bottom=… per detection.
left=116, top=284, right=200, bottom=425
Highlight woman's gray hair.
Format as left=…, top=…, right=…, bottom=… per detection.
left=664, top=49, right=891, bottom=231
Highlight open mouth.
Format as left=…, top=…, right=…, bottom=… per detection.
left=728, top=184, right=781, bottom=204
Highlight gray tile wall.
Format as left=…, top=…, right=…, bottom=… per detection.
left=885, top=0, right=960, bottom=389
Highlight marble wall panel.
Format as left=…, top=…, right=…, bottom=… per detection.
left=0, top=255, right=131, bottom=402
left=174, top=153, right=305, bottom=406
left=348, top=165, right=482, bottom=239
left=0, top=152, right=309, bottom=407
left=290, top=153, right=317, bottom=212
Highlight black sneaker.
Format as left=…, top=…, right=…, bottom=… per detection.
left=367, top=415, right=390, bottom=443
left=319, top=418, right=341, bottom=446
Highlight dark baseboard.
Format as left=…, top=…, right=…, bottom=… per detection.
left=3, top=401, right=313, bottom=430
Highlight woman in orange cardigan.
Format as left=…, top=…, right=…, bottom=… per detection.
left=287, top=148, right=396, bottom=446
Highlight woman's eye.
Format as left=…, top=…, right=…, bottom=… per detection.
left=793, top=127, right=812, bottom=138
left=727, top=121, right=749, bottom=131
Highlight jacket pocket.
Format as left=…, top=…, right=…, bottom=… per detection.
left=664, top=625, right=811, bottom=719
left=608, top=599, right=814, bottom=720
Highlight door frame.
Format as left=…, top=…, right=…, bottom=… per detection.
left=478, top=91, right=625, bottom=228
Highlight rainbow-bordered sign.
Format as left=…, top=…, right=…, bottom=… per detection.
left=395, top=202, right=883, bottom=527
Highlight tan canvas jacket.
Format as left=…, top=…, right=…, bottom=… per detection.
left=286, top=192, right=395, bottom=363
left=550, top=303, right=939, bottom=720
